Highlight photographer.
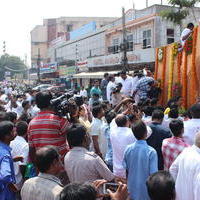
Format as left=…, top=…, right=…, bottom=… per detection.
left=27, top=91, right=70, bottom=163
left=111, top=83, right=123, bottom=107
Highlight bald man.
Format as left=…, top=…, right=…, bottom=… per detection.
left=170, top=132, right=200, bottom=200
left=21, top=146, right=63, bottom=200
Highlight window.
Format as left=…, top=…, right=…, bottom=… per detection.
left=66, top=24, right=73, bottom=32
left=127, top=34, right=133, bottom=51
left=112, top=38, right=119, bottom=46
left=143, top=30, right=151, bottom=49
left=167, top=29, right=175, bottom=44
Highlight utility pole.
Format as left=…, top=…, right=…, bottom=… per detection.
left=37, top=48, right=41, bottom=83
left=121, top=7, right=128, bottom=72
left=146, top=0, right=148, bottom=8
left=161, top=0, right=163, bottom=5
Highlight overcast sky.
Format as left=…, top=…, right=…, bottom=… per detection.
left=0, top=0, right=168, bottom=65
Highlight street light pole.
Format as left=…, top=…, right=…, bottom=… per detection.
left=121, top=7, right=128, bottom=72
left=37, top=48, right=41, bottom=83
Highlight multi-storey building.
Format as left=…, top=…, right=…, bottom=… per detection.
left=31, top=16, right=117, bottom=67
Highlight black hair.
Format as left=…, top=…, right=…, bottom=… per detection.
left=190, top=104, right=200, bottom=118
left=132, top=120, right=147, bottom=140
left=152, top=110, right=164, bottom=121
left=120, top=70, right=126, bottom=75
left=36, top=91, right=52, bottom=109
left=60, top=183, right=97, bottom=200
left=108, top=75, right=114, bottom=81
left=5, top=112, right=17, bottom=123
left=16, top=121, right=28, bottom=136
left=187, top=23, right=194, bottom=29
left=154, top=106, right=165, bottom=112
left=22, top=100, right=30, bottom=108
left=168, top=108, right=179, bottom=119
left=143, top=106, right=154, bottom=117
left=127, top=114, right=137, bottom=123
left=104, top=73, right=109, bottom=78
left=146, top=171, right=176, bottom=200
left=35, top=146, right=59, bottom=173
left=105, top=111, right=116, bottom=124
left=0, top=112, right=6, bottom=122
left=66, top=124, right=87, bottom=148
left=92, top=93, right=99, bottom=98
left=92, top=102, right=100, bottom=107
left=115, top=114, right=128, bottom=127
left=0, top=121, right=14, bottom=141
left=92, top=105, right=102, bottom=118
left=151, top=98, right=158, bottom=106
left=169, top=120, right=183, bottom=137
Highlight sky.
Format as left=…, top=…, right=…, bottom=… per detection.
left=0, top=0, right=168, bottom=65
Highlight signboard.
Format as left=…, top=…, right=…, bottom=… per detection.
left=58, top=65, right=76, bottom=77
left=77, top=60, right=88, bottom=72
left=70, top=21, right=96, bottom=40
left=88, top=48, right=155, bottom=67
left=40, top=63, right=57, bottom=74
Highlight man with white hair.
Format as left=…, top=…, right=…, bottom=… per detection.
left=170, top=132, right=200, bottom=200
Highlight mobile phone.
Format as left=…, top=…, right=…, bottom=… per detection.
left=103, top=183, right=119, bottom=194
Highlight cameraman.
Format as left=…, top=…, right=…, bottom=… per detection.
left=27, top=91, right=70, bottom=163
left=111, top=83, right=123, bottom=107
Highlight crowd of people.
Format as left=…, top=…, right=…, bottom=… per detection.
left=0, top=69, right=200, bottom=200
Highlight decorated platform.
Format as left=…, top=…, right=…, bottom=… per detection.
left=155, top=26, right=200, bottom=108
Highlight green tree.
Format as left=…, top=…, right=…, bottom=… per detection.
left=160, top=0, right=200, bottom=30
left=0, top=54, right=27, bottom=81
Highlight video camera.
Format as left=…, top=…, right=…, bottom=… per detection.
left=50, top=91, right=84, bottom=117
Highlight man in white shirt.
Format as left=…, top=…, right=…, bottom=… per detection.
left=110, top=114, right=136, bottom=178
left=180, top=23, right=194, bottom=47
left=170, top=132, right=200, bottom=200
left=10, top=121, right=29, bottom=189
left=183, top=104, right=200, bottom=145
left=117, top=71, right=133, bottom=97
left=106, top=75, right=116, bottom=104
left=90, top=105, right=107, bottom=159
left=80, top=87, right=88, bottom=98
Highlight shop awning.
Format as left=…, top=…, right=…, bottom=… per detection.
left=73, top=71, right=120, bottom=79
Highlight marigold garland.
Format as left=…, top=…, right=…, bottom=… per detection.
left=168, top=48, right=174, bottom=100
left=177, top=52, right=182, bottom=83
left=190, top=27, right=198, bottom=105
left=172, top=43, right=179, bottom=57
left=161, top=47, right=167, bottom=105
left=182, top=51, right=188, bottom=108
left=185, top=36, right=193, bottom=55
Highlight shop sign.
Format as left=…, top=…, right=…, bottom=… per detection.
left=58, top=65, right=77, bottom=76
left=88, top=49, right=155, bottom=68
left=77, top=60, right=88, bottom=72
left=40, top=63, right=57, bottom=74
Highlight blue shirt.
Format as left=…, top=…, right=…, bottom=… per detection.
left=123, top=140, right=158, bottom=200
left=104, top=125, right=113, bottom=166
left=0, top=142, right=16, bottom=200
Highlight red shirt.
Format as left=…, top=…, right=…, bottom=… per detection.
left=28, top=111, right=70, bottom=160
left=162, top=136, right=189, bottom=169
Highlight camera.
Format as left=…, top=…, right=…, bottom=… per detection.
left=51, top=92, right=84, bottom=117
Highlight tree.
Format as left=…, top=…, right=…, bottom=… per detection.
left=160, top=0, right=200, bottom=30
left=0, top=54, right=28, bottom=81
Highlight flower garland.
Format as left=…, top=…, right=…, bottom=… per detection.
left=154, top=48, right=159, bottom=80
left=190, top=27, right=198, bottom=105
left=185, top=36, right=193, bottom=55
left=167, top=48, right=174, bottom=100
left=172, top=43, right=179, bottom=57
left=182, top=51, right=188, bottom=108
left=161, top=47, right=167, bottom=105
left=158, top=48, right=164, bottom=62
left=177, top=52, right=182, bottom=83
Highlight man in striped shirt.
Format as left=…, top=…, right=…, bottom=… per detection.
left=28, top=91, right=70, bottom=162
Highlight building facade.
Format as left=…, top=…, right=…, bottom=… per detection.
left=31, top=16, right=117, bottom=67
